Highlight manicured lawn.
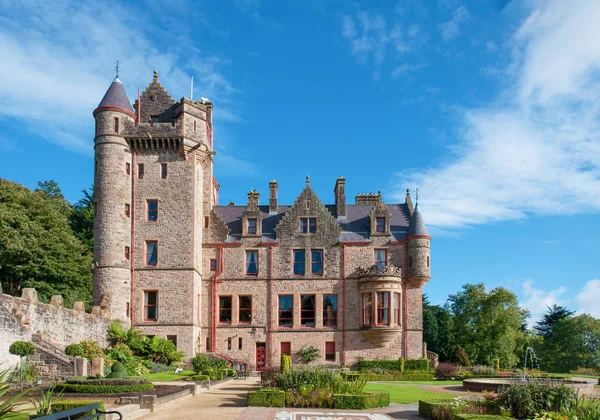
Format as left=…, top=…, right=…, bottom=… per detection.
left=548, top=373, right=599, bottom=379
left=364, top=383, right=457, bottom=404
left=371, top=380, right=463, bottom=386
left=141, top=370, right=195, bottom=381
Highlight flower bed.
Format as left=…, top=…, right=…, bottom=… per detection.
left=248, top=389, right=285, bottom=407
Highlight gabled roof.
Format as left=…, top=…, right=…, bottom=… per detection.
left=407, top=204, right=430, bottom=237
left=95, top=77, right=135, bottom=117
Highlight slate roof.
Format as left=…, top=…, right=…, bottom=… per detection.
left=407, top=204, right=430, bottom=237
left=96, top=77, right=135, bottom=116
left=213, top=203, right=414, bottom=242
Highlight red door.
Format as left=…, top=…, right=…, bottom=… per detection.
left=256, top=342, right=266, bottom=371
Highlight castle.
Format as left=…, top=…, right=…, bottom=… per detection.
left=92, top=72, right=431, bottom=369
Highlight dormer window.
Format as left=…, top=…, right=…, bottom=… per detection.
left=299, top=217, right=316, bottom=234
left=376, top=217, right=385, bottom=233
left=248, top=218, right=257, bottom=235
left=150, top=115, right=160, bottom=125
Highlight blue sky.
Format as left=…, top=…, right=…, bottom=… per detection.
left=1, top=0, right=599, bottom=324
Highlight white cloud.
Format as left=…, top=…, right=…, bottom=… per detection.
left=519, top=279, right=567, bottom=322
left=393, top=0, right=600, bottom=229
left=439, top=6, right=469, bottom=41
left=574, top=279, right=600, bottom=318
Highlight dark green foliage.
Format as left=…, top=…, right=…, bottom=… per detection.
left=405, top=358, right=430, bottom=371
left=247, top=389, right=285, bottom=407
left=418, top=399, right=450, bottom=419
left=359, top=373, right=435, bottom=381
left=9, top=341, right=35, bottom=357
left=298, top=345, right=320, bottom=363
left=332, top=393, right=389, bottom=409
left=191, top=355, right=210, bottom=374
left=106, top=371, right=124, bottom=379
left=423, top=294, right=456, bottom=362
left=111, top=361, right=126, bottom=373
left=50, top=400, right=104, bottom=418
left=534, top=305, right=575, bottom=339
left=70, top=187, right=94, bottom=253
left=66, top=377, right=148, bottom=385
left=215, top=371, right=224, bottom=380
left=64, top=344, right=84, bottom=357
left=0, top=179, right=93, bottom=308
left=496, top=381, right=577, bottom=419
left=54, top=382, right=154, bottom=394
left=358, top=358, right=430, bottom=372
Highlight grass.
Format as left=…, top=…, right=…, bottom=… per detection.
left=141, top=370, right=195, bottom=381
left=548, top=373, right=599, bottom=379
left=364, top=383, right=457, bottom=404
left=372, top=380, right=463, bottom=386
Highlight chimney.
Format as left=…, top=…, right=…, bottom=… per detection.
left=269, top=180, right=278, bottom=214
left=355, top=192, right=381, bottom=206
left=247, top=190, right=259, bottom=212
left=334, top=176, right=346, bottom=219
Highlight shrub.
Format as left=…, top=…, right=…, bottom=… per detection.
left=436, top=363, right=458, bottom=379
left=468, top=365, right=496, bottom=376
left=111, top=361, right=127, bottom=374
left=275, top=367, right=337, bottom=390
left=261, top=366, right=279, bottom=387
left=215, top=371, right=224, bottom=380
left=191, top=355, right=210, bottom=374
left=431, top=404, right=455, bottom=420
left=247, top=389, right=285, bottom=407
left=399, top=356, right=405, bottom=373
left=55, top=382, right=154, bottom=394
left=341, top=372, right=361, bottom=381
left=298, top=346, right=320, bottom=363
left=281, top=354, right=292, bottom=373
left=189, top=374, right=210, bottom=381
left=496, top=381, right=577, bottom=419
left=64, top=344, right=84, bottom=357
left=66, top=377, right=148, bottom=385
left=570, top=367, right=599, bottom=376
left=50, top=400, right=105, bottom=417
left=9, top=341, right=35, bottom=358
left=494, top=359, right=500, bottom=371
left=456, top=345, right=471, bottom=367
left=8, top=360, right=38, bottom=383
left=285, top=388, right=332, bottom=408
left=405, top=358, right=430, bottom=372
left=419, top=399, right=450, bottom=419
left=333, top=393, right=389, bottom=409
left=79, top=340, right=105, bottom=361
left=106, top=371, right=124, bottom=379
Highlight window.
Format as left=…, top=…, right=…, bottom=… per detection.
left=323, top=295, right=337, bottom=327
left=206, top=337, right=210, bottom=352
left=138, top=164, right=144, bottom=179
left=311, top=250, right=323, bottom=275
left=194, top=121, right=197, bottom=131
left=126, top=163, right=130, bottom=175
left=126, top=302, right=130, bottom=318
left=409, top=256, right=413, bottom=268
left=125, top=203, right=130, bottom=217
left=114, top=117, right=119, bottom=133
left=376, top=292, right=390, bottom=325
left=301, top=295, right=315, bottom=327
left=281, top=342, right=291, bottom=356
left=325, top=342, right=336, bottom=361
left=239, top=296, right=252, bottom=324
left=210, top=259, right=217, bottom=271
left=227, top=338, right=232, bottom=350
left=167, top=335, right=177, bottom=348
left=376, top=217, right=385, bottom=232
left=394, top=293, right=401, bottom=326
left=427, top=256, right=430, bottom=267
left=151, top=115, right=159, bottom=125
left=204, top=216, right=209, bottom=228
left=293, top=250, right=305, bottom=275
left=125, top=246, right=130, bottom=260
left=299, top=217, right=316, bottom=233
left=238, top=337, right=243, bottom=350
left=362, top=293, right=372, bottom=326
left=161, top=163, right=168, bottom=179
left=247, top=218, right=257, bottom=235
left=219, top=296, right=232, bottom=324
left=278, top=295, right=293, bottom=328
left=144, top=291, right=158, bottom=321
left=245, top=251, right=258, bottom=276
left=146, top=241, right=158, bottom=266
left=374, top=249, right=386, bottom=271
left=147, top=200, right=158, bottom=221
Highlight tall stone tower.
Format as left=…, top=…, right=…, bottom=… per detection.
left=93, top=71, right=215, bottom=357
left=93, top=76, right=136, bottom=325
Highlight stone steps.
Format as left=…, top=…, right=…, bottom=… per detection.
left=105, top=404, right=150, bottom=420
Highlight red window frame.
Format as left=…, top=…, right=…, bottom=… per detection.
left=376, top=217, right=385, bottom=232
left=280, top=342, right=291, bottom=356
left=114, top=117, right=119, bottom=133
left=144, top=291, right=158, bottom=321
left=125, top=203, right=130, bottom=217
left=311, top=250, right=323, bottom=275
left=145, top=241, right=158, bottom=266
left=394, top=293, right=401, bottom=326
left=138, top=163, right=144, bottom=179
left=161, top=163, right=168, bottom=179
left=219, top=296, right=232, bottom=324
left=300, top=294, right=316, bottom=328
left=125, top=246, right=130, bottom=260
left=245, top=250, right=258, bottom=276
left=362, top=293, right=372, bottom=327
left=325, top=342, right=336, bottom=361
left=323, top=294, right=337, bottom=327
left=293, top=250, right=305, bottom=276
left=238, top=295, right=252, bottom=324
left=210, top=259, right=217, bottom=271
left=147, top=200, right=158, bottom=222
left=248, top=218, right=257, bottom=235
left=126, top=163, right=130, bottom=175
left=374, top=249, right=387, bottom=271
left=376, top=292, right=390, bottom=326
left=278, top=295, right=293, bottom=328
left=299, top=217, right=317, bottom=233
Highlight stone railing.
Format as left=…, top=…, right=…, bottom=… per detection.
left=355, top=264, right=402, bottom=278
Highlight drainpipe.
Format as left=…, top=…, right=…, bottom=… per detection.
left=404, top=242, right=409, bottom=358
left=130, top=149, right=137, bottom=326
left=342, top=244, right=347, bottom=367
left=268, top=244, right=274, bottom=366
left=211, top=245, right=224, bottom=352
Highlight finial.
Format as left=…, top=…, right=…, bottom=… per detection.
left=415, top=188, right=419, bottom=204
left=306, top=175, right=310, bottom=188
left=153, top=70, right=158, bottom=82
left=114, top=60, right=121, bottom=77
left=406, top=188, right=410, bottom=195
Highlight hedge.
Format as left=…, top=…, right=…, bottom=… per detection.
left=454, top=415, right=511, bottom=420
left=404, top=358, right=430, bottom=371
left=55, top=383, right=154, bottom=394
left=418, top=399, right=450, bottom=419
left=360, top=372, right=434, bottom=382
left=341, top=372, right=362, bottom=381
left=247, top=389, right=286, bottom=407
left=215, top=371, right=224, bottom=380
left=358, top=358, right=430, bottom=372
left=50, top=400, right=104, bottom=418
left=333, top=393, right=390, bottom=409
left=66, top=377, right=149, bottom=385
left=190, top=374, right=210, bottom=381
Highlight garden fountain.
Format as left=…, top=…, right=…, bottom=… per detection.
left=521, top=346, right=538, bottom=381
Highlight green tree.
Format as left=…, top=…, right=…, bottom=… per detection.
left=448, top=283, right=528, bottom=367
left=0, top=179, right=92, bottom=307
left=35, top=180, right=73, bottom=218
left=422, top=294, right=455, bottom=362
left=534, top=304, right=574, bottom=339
left=70, top=186, right=94, bottom=253
left=8, top=341, right=35, bottom=391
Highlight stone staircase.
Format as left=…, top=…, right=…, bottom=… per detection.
left=105, top=404, right=150, bottom=420
left=29, top=334, right=75, bottom=380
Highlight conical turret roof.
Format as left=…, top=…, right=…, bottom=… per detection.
left=95, top=77, right=135, bottom=117
left=407, top=203, right=430, bottom=237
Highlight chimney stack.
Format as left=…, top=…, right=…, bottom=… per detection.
left=269, top=180, right=278, bottom=214
left=247, top=190, right=259, bottom=212
left=334, top=176, right=346, bottom=219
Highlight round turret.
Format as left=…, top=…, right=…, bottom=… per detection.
left=407, top=204, right=431, bottom=288
left=92, top=76, right=135, bottom=325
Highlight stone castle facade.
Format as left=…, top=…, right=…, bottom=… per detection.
left=92, top=72, right=432, bottom=369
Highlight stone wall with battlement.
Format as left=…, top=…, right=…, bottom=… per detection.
left=0, top=287, right=110, bottom=369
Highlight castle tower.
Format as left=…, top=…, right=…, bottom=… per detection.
left=92, top=76, right=136, bottom=324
